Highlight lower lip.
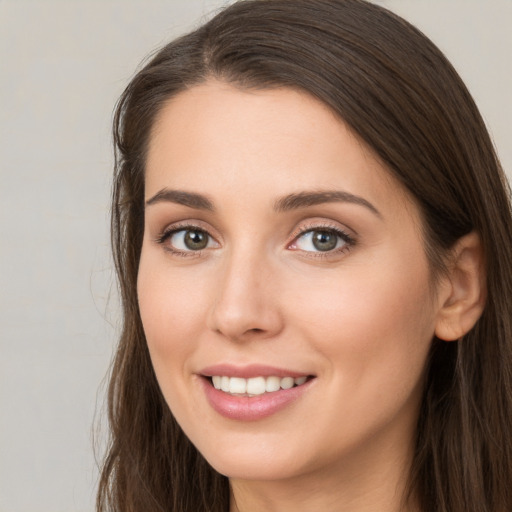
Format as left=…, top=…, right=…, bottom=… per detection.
left=201, top=377, right=314, bottom=421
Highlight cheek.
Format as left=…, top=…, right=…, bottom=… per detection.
left=137, top=254, right=213, bottom=371
left=291, top=250, right=436, bottom=392
left=279, top=260, right=435, bottom=454
left=137, top=256, right=217, bottom=430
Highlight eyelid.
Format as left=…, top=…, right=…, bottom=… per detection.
left=155, top=220, right=220, bottom=255
left=289, top=219, right=355, bottom=241
left=287, top=219, right=356, bottom=255
left=153, top=218, right=356, bottom=258
left=156, top=219, right=218, bottom=240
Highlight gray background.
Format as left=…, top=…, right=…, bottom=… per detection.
left=1, top=1, right=510, bottom=511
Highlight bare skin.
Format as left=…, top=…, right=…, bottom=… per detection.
left=138, top=81, right=484, bottom=512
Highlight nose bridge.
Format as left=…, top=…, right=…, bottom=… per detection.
left=208, top=241, right=282, bottom=340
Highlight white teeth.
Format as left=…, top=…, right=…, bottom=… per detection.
left=280, top=376, right=294, bottom=389
left=229, top=377, right=247, bottom=394
left=265, top=376, right=281, bottom=392
left=210, top=375, right=309, bottom=395
left=247, top=377, right=266, bottom=395
left=220, top=376, right=230, bottom=392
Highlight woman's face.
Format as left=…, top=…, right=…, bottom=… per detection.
left=138, top=81, right=445, bottom=484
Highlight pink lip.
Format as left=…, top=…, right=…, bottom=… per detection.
left=199, top=374, right=315, bottom=421
left=200, top=363, right=311, bottom=379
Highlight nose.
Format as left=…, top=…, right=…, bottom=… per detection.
left=207, top=250, right=284, bottom=342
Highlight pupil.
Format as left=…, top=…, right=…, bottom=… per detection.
left=312, top=230, right=337, bottom=251
left=184, top=230, right=208, bottom=250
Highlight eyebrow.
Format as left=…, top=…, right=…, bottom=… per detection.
left=145, top=189, right=215, bottom=211
left=274, top=190, right=381, bottom=217
left=145, top=188, right=381, bottom=217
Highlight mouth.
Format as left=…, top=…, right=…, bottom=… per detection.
left=199, top=364, right=316, bottom=420
left=206, top=375, right=314, bottom=397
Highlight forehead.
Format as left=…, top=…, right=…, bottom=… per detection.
left=145, top=80, right=413, bottom=218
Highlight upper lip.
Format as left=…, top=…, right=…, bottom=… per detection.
left=200, top=364, right=313, bottom=379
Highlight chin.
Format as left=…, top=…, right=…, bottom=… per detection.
left=208, top=456, right=302, bottom=482
left=194, top=435, right=310, bottom=482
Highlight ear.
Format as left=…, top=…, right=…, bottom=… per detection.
left=435, top=232, right=486, bottom=342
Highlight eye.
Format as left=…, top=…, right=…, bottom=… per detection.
left=291, top=228, right=353, bottom=253
left=158, top=227, right=218, bottom=253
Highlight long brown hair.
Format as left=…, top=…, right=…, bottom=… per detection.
left=98, top=1, right=512, bottom=510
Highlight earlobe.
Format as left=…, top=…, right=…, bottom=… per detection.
left=434, top=232, right=486, bottom=342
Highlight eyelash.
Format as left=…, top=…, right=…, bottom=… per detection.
left=289, top=223, right=356, bottom=259
left=156, top=222, right=213, bottom=258
left=155, top=222, right=356, bottom=259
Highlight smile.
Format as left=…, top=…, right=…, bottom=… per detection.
left=200, top=368, right=316, bottom=421
left=211, top=375, right=309, bottom=396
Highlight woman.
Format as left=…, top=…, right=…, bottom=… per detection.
left=97, top=1, right=512, bottom=511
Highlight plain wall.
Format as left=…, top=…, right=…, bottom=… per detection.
left=0, top=1, right=510, bottom=511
